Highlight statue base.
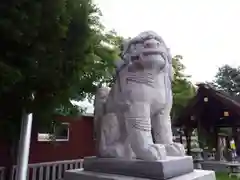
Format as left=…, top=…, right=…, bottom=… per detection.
left=65, top=169, right=215, bottom=180
left=63, top=156, right=216, bottom=180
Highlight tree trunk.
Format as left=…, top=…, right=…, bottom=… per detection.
left=184, top=129, right=192, bottom=155
left=4, top=113, right=22, bottom=180
left=5, top=139, right=18, bottom=180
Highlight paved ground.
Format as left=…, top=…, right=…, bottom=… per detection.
left=201, top=161, right=230, bottom=172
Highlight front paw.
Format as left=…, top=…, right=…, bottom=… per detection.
left=165, top=143, right=185, bottom=156
left=150, top=144, right=167, bottom=160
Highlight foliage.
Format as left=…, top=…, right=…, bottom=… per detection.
left=212, top=64, right=240, bottom=96
left=171, top=55, right=196, bottom=119
left=0, top=2, right=124, bottom=179
left=0, top=0, right=90, bottom=137
left=0, top=0, right=123, bottom=146
left=76, top=29, right=123, bottom=100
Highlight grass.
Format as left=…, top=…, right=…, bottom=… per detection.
left=216, top=172, right=237, bottom=180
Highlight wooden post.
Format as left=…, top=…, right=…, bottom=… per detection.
left=180, top=128, right=183, bottom=144
left=214, top=127, right=220, bottom=161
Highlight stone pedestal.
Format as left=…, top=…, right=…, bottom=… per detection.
left=64, top=156, right=216, bottom=180
left=65, top=169, right=215, bottom=180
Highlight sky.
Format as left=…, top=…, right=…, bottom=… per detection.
left=77, top=0, right=240, bottom=113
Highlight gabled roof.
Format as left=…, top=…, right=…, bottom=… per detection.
left=173, top=83, right=240, bottom=127
left=197, top=83, right=240, bottom=113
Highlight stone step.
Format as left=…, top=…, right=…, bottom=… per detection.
left=64, top=169, right=216, bottom=180
left=81, top=156, right=194, bottom=180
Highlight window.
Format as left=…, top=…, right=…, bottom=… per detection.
left=38, top=122, right=70, bottom=142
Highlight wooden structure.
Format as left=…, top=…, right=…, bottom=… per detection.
left=173, top=83, right=240, bottom=156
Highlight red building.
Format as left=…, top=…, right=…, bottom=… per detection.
left=0, top=115, right=95, bottom=167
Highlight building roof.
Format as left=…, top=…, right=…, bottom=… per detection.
left=173, top=83, right=240, bottom=128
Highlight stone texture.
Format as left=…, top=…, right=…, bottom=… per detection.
left=82, top=156, right=194, bottom=180
left=93, top=31, right=185, bottom=161
left=64, top=169, right=216, bottom=180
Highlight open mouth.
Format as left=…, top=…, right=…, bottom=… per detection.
left=131, top=51, right=165, bottom=61
left=142, top=51, right=162, bottom=56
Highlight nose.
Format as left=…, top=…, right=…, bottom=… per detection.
left=144, top=39, right=160, bottom=48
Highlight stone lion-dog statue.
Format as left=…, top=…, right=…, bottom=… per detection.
left=94, top=31, right=185, bottom=161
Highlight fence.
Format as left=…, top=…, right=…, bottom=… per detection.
left=1, top=159, right=83, bottom=180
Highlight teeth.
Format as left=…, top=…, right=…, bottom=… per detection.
left=143, top=52, right=162, bottom=56
left=146, top=54, right=163, bottom=60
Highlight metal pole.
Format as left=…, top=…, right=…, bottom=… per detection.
left=16, top=111, right=33, bottom=180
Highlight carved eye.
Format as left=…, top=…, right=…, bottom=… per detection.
left=144, top=43, right=151, bottom=48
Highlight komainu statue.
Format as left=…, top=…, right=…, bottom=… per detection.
left=94, top=31, right=185, bottom=161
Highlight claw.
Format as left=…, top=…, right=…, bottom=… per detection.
left=165, top=143, right=185, bottom=156
left=151, top=144, right=167, bottom=160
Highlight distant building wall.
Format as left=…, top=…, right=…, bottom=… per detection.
left=0, top=115, right=95, bottom=166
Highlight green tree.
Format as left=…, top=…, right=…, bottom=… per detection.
left=171, top=55, right=196, bottom=120
left=0, top=0, right=122, bottom=177
left=213, top=64, right=240, bottom=96
left=75, top=30, right=123, bottom=98
left=0, top=0, right=94, bottom=130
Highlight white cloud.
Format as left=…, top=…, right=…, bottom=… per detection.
left=81, top=0, right=240, bottom=112
left=94, top=0, right=240, bottom=83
